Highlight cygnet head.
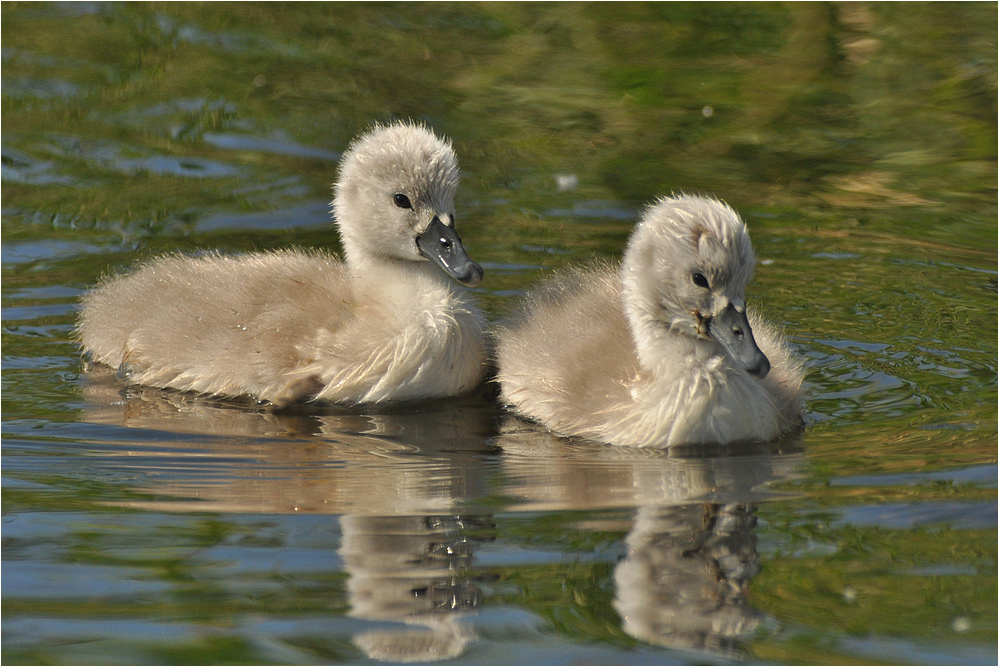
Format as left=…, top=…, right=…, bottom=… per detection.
left=621, top=195, right=770, bottom=378
left=333, top=121, right=483, bottom=286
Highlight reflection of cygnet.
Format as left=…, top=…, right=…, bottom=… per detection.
left=614, top=504, right=762, bottom=655
left=341, top=515, right=490, bottom=663
left=497, top=195, right=804, bottom=447
left=494, top=416, right=804, bottom=512
left=353, top=623, right=474, bottom=665
left=78, top=121, right=488, bottom=406
left=80, top=365, right=499, bottom=516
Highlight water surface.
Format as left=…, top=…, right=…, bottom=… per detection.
left=3, top=3, right=996, bottom=665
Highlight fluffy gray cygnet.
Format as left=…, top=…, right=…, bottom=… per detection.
left=77, top=122, right=488, bottom=406
left=496, top=195, right=804, bottom=447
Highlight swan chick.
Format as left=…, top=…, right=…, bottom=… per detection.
left=77, top=121, right=488, bottom=406
left=496, top=195, right=804, bottom=447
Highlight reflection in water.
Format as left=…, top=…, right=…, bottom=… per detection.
left=342, top=515, right=492, bottom=663
left=496, top=418, right=804, bottom=657
left=80, top=365, right=500, bottom=515
left=495, top=418, right=804, bottom=512
left=80, top=370, right=804, bottom=661
left=615, top=503, right=761, bottom=656
left=81, top=367, right=496, bottom=662
left=81, top=364, right=500, bottom=446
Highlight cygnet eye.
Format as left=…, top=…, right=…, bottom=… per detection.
left=393, top=193, right=412, bottom=209
left=692, top=272, right=710, bottom=289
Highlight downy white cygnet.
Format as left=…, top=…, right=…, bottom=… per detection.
left=496, top=195, right=804, bottom=447
left=78, top=121, right=488, bottom=406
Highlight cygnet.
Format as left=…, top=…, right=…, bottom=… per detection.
left=77, top=121, right=488, bottom=406
left=496, top=195, right=804, bottom=447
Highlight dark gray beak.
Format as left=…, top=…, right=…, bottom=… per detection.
left=416, top=216, right=483, bottom=287
left=710, top=303, right=770, bottom=378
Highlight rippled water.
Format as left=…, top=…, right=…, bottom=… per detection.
left=3, top=3, right=996, bottom=665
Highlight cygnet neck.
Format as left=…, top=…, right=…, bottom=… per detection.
left=621, top=270, right=722, bottom=376
left=346, top=249, right=455, bottom=297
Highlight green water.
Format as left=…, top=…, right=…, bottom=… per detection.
left=2, top=3, right=996, bottom=664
